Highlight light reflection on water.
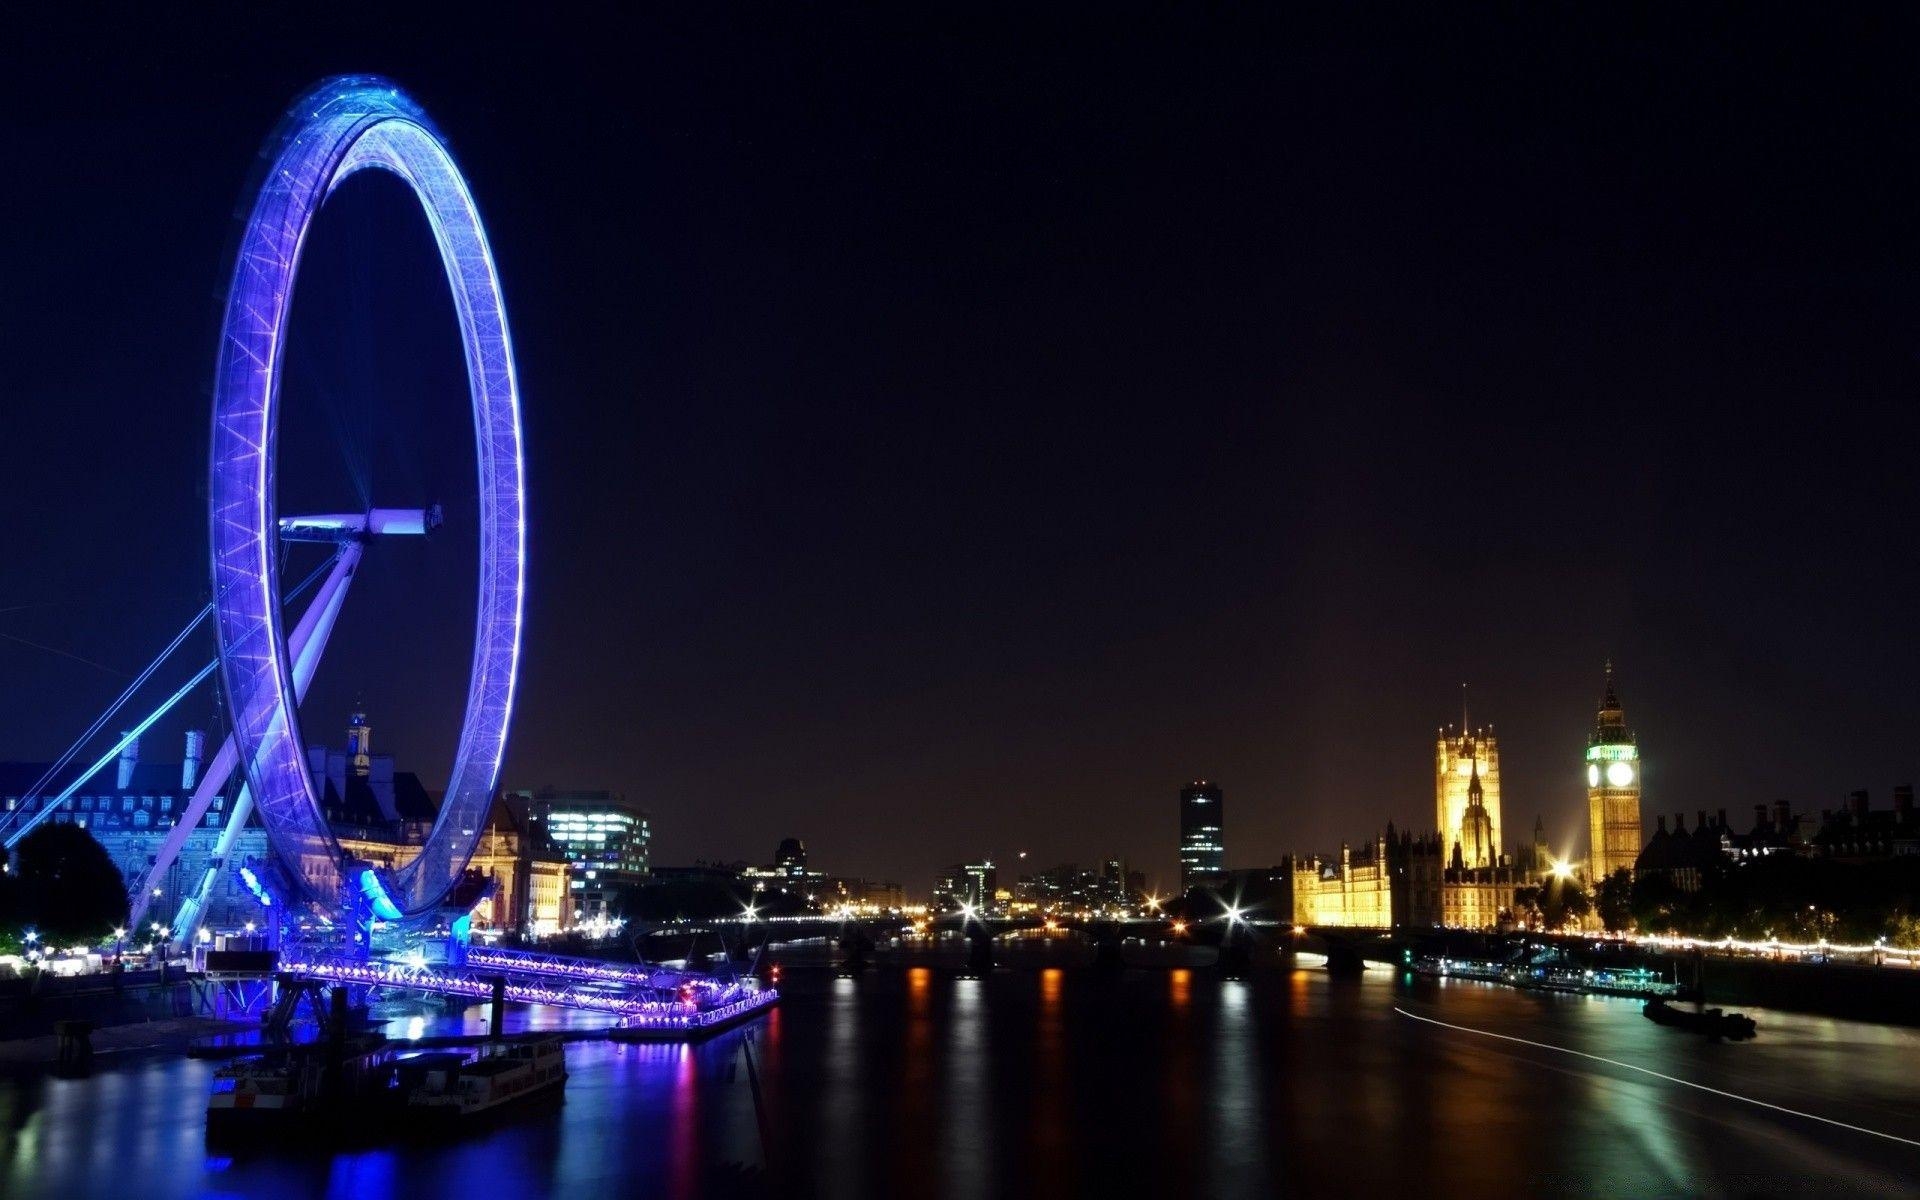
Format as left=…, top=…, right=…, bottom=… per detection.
left=2, top=961, right=1918, bottom=1199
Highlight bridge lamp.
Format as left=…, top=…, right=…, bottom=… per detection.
left=1225, top=906, right=1244, bottom=925
left=959, top=902, right=977, bottom=923
left=1171, top=920, right=1189, bottom=936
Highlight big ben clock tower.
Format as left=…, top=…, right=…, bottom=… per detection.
left=1586, top=662, right=1642, bottom=880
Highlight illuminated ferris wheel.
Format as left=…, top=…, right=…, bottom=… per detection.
left=203, top=76, right=527, bottom=924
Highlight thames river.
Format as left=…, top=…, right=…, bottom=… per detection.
left=2, top=952, right=1917, bottom=1198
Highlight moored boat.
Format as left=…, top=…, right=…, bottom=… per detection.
left=206, top=1034, right=399, bottom=1140
left=404, top=1037, right=568, bottom=1123
left=1643, top=997, right=1758, bottom=1040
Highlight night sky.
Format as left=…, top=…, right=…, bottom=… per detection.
left=6, top=8, right=1920, bottom=893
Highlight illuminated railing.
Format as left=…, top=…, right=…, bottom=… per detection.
left=280, top=954, right=776, bottom=1029
left=464, top=946, right=711, bottom=991
left=1633, top=933, right=1920, bottom=961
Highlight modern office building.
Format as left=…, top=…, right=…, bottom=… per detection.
left=773, top=837, right=807, bottom=876
left=508, top=788, right=652, bottom=922
left=1179, top=780, right=1225, bottom=892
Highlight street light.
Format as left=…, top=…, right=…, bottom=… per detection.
left=1550, top=858, right=1575, bottom=883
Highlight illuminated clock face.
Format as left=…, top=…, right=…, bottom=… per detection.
left=1587, top=765, right=1600, bottom=787
left=1606, top=761, right=1635, bottom=788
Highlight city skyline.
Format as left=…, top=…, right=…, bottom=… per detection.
left=9, top=14, right=1920, bottom=1200
left=6, top=9, right=1920, bottom=898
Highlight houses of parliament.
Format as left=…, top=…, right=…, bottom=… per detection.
left=1288, top=666, right=1642, bottom=930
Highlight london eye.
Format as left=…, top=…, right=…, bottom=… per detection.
left=207, top=75, right=526, bottom=924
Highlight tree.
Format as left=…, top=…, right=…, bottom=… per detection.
left=5, top=823, right=127, bottom=946
left=1630, top=870, right=1686, bottom=934
left=1596, top=868, right=1635, bottom=933
left=1512, top=885, right=1544, bottom=931
left=1547, top=880, right=1592, bottom=930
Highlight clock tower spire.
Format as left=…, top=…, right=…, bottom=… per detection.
left=1586, top=661, right=1642, bottom=881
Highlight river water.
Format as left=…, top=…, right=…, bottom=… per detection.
left=2, top=951, right=1916, bottom=1198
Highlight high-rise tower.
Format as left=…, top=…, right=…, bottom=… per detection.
left=1586, top=663, right=1642, bottom=880
left=1435, top=719, right=1501, bottom=868
left=1179, top=780, right=1225, bottom=892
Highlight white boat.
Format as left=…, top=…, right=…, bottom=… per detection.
left=404, top=1038, right=568, bottom=1122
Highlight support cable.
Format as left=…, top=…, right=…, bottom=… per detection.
left=2, top=557, right=335, bottom=850
left=0, top=605, right=209, bottom=839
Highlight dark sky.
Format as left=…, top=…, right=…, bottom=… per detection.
left=5, top=8, right=1920, bottom=893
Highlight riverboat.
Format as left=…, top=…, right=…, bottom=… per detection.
left=403, top=1037, right=568, bottom=1123
left=1643, top=998, right=1758, bottom=1040
left=206, top=1035, right=399, bottom=1139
